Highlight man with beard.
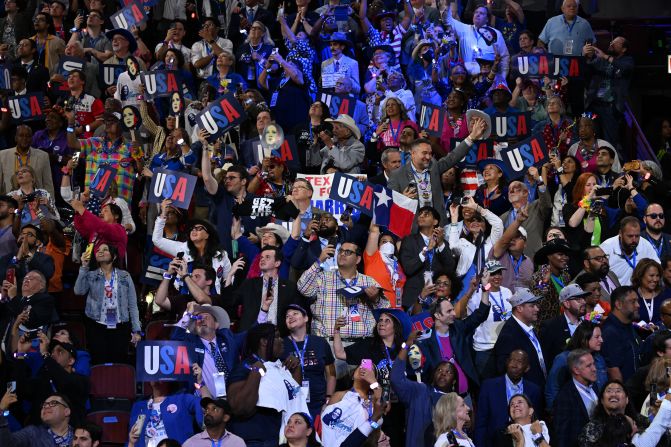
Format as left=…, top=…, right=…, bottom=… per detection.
left=183, top=398, right=245, bottom=447
left=584, top=36, right=634, bottom=147
left=601, top=286, right=641, bottom=382
left=540, top=284, right=590, bottom=371
left=600, top=216, right=660, bottom=286
left=577, top=246, right=621, bottom=303
left=30, top=12, right=65, bottom=75
left=641, top=203, right=671, bottom=260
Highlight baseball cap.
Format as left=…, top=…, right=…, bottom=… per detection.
left=559, top=284, right=591, bottom=303
left=484, top=260, right=506, bottom=273
left=507, top=288, right=541, bottom=307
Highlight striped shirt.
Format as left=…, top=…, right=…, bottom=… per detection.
left=297, top=262, right=386, bottom=338
left=79, top=137, right=135, bottom=204
left=366, top=24, right=407, bottom=61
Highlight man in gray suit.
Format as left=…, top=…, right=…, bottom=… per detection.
left=388, top=116, right=488, bottom=225
left=499, top=181, right=552, bottom=258
left=0, top=125, right=54, bottom=197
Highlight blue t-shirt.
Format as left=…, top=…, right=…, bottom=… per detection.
left=282, top=335, right=334, bottom=416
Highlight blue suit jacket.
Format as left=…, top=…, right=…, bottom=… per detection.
left=475, top=375, right=543, bottom=447
left=171, top=327, right=246, bottom=379
left=128, top=392, right=203, bottom=447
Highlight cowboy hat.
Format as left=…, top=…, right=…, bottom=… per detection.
left=533, top=238, right=573, bottom=266
left=325, top=114, right=361, bottom=140
left=328, top=32, right=352, bottom=47
left=105, top=28, right=138, bottom=54
left=372, top=308, right=413, bottom=340
left=411, top=40, right=433, bottom=61
left=188, top=304, right=231, bottom=332
left=476, top=157, right=508, bottom=178
left=465, top=109, right=492, bottom=140
left=368, top=43, right=396, bottom=65
left=255, top=222, right=290, bottom=244
left=488, top=83, right=513, bottom=101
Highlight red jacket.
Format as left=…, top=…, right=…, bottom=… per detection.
left=74, top=210, right=127, bottom=260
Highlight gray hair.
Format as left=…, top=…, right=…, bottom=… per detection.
left=567, top=348, right=591, bottom=372
left=381, top=147, right=401, bottom=164
left=641, top=160, right=662, bottom=181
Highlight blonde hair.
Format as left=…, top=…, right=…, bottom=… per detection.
left=645, top=357, right=670, bottom=391
left=433, top=392, right=460, bottom=437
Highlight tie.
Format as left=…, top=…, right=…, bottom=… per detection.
left=210, top=341, right=229, bottom=377
left=527, top=329, right=547, bottom=376
left=334, top=61, right=340, bottom=73
left=247, top=7, right=254, bottom=21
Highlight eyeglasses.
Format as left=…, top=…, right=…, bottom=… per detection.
left=191, top=225, right=207, bottom=232
left=338, top=249, right=357, bottom=257
left=435, top=280, right=451, bottom=287
left=291, top=185, right=309, bottom=192
left=588, top=255, right=609, bottom=262
left=42, top=400, right=68, bottom=409
left=646, top=213, right=665, bottom=220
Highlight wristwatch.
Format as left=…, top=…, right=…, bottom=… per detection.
left=532, top=433, right=545, bottom=445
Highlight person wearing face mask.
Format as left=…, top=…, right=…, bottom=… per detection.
left=364, top=224, right=406, bottom=309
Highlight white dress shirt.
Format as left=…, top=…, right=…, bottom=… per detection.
left=599, top=236, right=660, bottom=286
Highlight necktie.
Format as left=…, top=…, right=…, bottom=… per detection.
left=247, top=8, right=254, bottom=21
left=527, top=329, right=547, bottom=376
left=334, top=61, right=340, bottom=73
left=210, top=341, right=229, bottom=377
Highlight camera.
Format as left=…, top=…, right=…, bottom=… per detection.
left=23, top=192, right=36, bottom=203
left=315, top=122, right=333, bottom=138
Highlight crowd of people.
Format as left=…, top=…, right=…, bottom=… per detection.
left=0, top=0, right=670, bottom=446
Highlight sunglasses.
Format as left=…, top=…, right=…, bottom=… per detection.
left=646, top=213, right=665, bottom=220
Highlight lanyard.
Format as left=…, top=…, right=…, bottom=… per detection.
left=210, top=439, right=223, bottom=447
left=638, top=290, right=655, bottom=322
left=621, top=247, right=637, bottom=270
left=490, top=290, right=506, bottom=311
left=601, top=277, right=613, bottom=294
left=204, top=339, right=224, bottom=362
left=16, top=151, right=29, bottom=169
left=409, top=163, right=429, bottom=186
left=388, top=120, right=402, bottom=143
left=643, top=233, right=664, bottom=258
left=575, top=382, right=597, bottom=406
left=290, top=335, right=308, bottom=376
left=339, top=273, right=358, bottom=288
left=384, top=345, right=393, bottom=366
left=483, top=185, right=498, bottom=207
left=563, top=17, right=577, bottom=34
left=509, top=254, right=524, bottom=279
left=104, top=269, right=116, bottom=302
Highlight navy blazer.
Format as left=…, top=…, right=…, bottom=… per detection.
left=171, top=326, right=246, bottom=378
left=417, top=301, right=490, bottom=387
left=539, top=315, right=571, bottom=373
left=129, top=392, right=204, bottom=447
left=475, top=375, right=543, bottom=447
left=493, top=317, right=548, bottom=389
left=552, top=379, right=594, bottom=447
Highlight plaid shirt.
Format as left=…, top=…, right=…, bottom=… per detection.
left=79, top=137, right=135, bottom=203
left=298, top=262, right=386, bottom=338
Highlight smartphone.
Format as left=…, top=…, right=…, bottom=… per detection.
left=408, top=182, right=417, bottom=193
left=595, top=186, right=613, bottom=196
left=6, top=381, right=16, bottom=393
left=176, top=252, right=185, bottom=260
left=132, top=414, right=146, bottom=434
left=5, top=267, right=15, bottom=285
left=650, top=383, right=658, bottom=405
left=381, top=385, right=391, bottom=403
left=361, top=359, right=373, bottom=371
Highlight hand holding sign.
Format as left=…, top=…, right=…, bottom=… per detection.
left=149, top=169, right=197, bottom=209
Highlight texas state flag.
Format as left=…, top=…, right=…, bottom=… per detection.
left=373, top=185, right=418, bottom=238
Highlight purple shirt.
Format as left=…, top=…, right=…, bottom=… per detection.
left=32, top=130, right=70, bottom=186
left=437, top=333, right=468, bottom=394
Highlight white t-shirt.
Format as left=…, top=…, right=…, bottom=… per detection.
left=434, top=431, right=475, bottom=447
left=468, top=286, right=513, bottom=351
left=191, top=38, right=233, bottom=79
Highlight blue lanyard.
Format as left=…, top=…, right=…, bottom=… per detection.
left=384, top=345, right=393, bottom=366
left=339, top=273, right=358, bottom=288
left=643, top=233, right=664, bottom=258
left=410, top=163, right=429, bottom=185
left=290, top=335, right=308, bottom=376
left=204, top=340, right=224, bottom=362
left=551, top=273, right=565, bottom=289
left=308, top=123, right=313, bottom=140
left=563, top=17, right=577, bottom=34
left=490, top=290, right=506, bottom=311
left=621, top=244, right=637, bottom=270
left=509, top=254, right=524, bottom=279
left=388, top=120, right=402, bottom=143
left=210, top=438, right=223, bottom=447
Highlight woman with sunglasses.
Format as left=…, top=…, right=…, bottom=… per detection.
left=153, top=199, right=231, bottom=294
left=505, top=393, right=550, bottom=447
left=448, top=196, right=504, bottom=278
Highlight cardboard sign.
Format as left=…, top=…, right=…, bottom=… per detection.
left=0, top=63, right=10, bottom=91
left=491, top=111, right=532, bottom=142
left=121, top=105, right=142, bottom=131
left=99, top=64, right=125, bottom=87
left=296, top=173, right=345, bottom=221
left=451, top=139, right=495, bottom=167
left=7, top=92, right=45, bottom=122
left=513, top=53, right=584, bottom=79
left=58, top=56, right=86, bottom=77
left=418, top=102, right=445, bottom=137
left=119, top=0, right=157, bottom=7
left=90, top=165, right=118, bottom=198
left=196, top=91, right=247, bottom=141
left=110, top=0, right=148, bottom=29
left=140, top=70, right=182, bottom=99
left=328, top=173, right=375, bottom=216
left=136, top=341, right=195, bottom=381
left=500, top=133, right=549, bottom=180
left=252, top=135, right=300, bottom=170
left=409, top=312, right=434, bottom=332
left=320, top=91, right=357, bottom=118
left=148, top=168, right=197, bottom=209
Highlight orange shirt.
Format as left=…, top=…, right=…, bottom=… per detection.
left=45, top=239, right=71, bottom=293
left=363, top=251, right=406, bottom=308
